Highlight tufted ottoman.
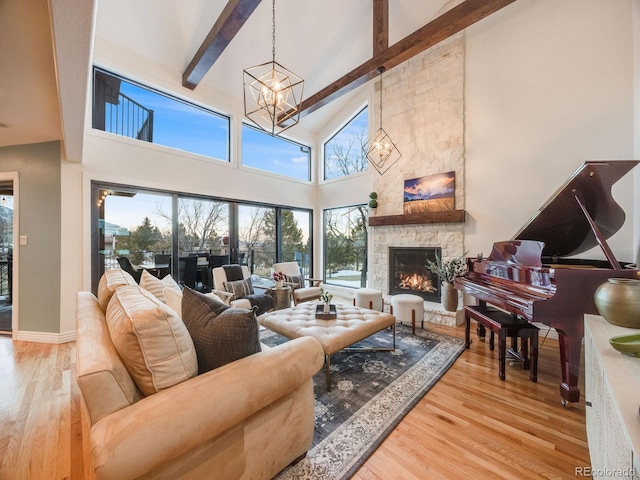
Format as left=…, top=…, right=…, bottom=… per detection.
left=390, top=294, right=425, bottom=335
left=353, top=287, right=383, bottom=311
left=258, top=303, right=396, bottom=391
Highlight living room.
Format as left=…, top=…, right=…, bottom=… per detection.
left=1, top=0, right=639, bottom=478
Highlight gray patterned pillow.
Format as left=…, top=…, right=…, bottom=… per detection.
left=285, top=274, right=305, bottom=290
left=181, top=287, right=261, bottom=374
left=224, top=278, right=254, bottom=299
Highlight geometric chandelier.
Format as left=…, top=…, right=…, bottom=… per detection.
left=243, top=0, right=304, bottom=136
left=363, top=66, right=402, bottom=175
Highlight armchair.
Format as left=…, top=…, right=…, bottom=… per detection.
left=272, top=262, right=322, bottom=305
left=212, top=265, right=274, bottom=315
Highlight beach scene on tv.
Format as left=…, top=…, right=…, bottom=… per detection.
left=403, top=171, right=455, bottom=214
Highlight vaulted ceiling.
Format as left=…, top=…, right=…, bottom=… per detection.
left=0, top=0, right=515, bottom=162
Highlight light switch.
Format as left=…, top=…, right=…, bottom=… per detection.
left=19, top=235, right=27, bottom=246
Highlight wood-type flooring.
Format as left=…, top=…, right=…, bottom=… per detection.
left=0, top=321, right=590, bottom=479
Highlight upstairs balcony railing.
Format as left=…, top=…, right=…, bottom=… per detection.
left=93, top=73, right=154, bottom=142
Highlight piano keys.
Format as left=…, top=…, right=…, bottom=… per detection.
left=455, top=160, right=640, bottom=405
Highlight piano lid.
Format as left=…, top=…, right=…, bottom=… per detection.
left=513, top=160, right=639, bottom=258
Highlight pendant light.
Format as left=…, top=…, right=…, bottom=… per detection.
left=364, top=66, right=401, bottom=175
left=242, top=0, right=304, bottom=136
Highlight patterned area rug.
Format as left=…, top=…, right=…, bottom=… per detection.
left=260, top=323, right=465, bottom=480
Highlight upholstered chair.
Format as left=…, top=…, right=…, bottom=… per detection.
left=212, top=264, right=274, bottom=315
left=272, top=262, right=322, bottom=306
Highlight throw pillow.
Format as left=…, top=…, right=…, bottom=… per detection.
left=164, top=287, right=183, bottom=316
left=106, top=285, right=198, bottom=396
left=181, top=287, right=261, bottom=374
left=140, top=270, right=181, bottom=303
left=224, top=277, right=254, bottom=299
left=97, top=269, right=138, bottom=311
left=164, top=287, right=225, bottom=317
left=285, top=274, right=305, bottom=290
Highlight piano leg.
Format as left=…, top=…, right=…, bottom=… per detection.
left=556, top=324, right=584, bottom=405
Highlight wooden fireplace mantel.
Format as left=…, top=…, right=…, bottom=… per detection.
left=368, top=210, right=465, bottom=227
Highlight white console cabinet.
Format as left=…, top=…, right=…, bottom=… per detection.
left=585, top=315, right=640, bottom=479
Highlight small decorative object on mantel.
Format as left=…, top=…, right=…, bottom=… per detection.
left=272, top=271, right=285, bottom=290
left=403, top=171, right=455, bottom=214
left=425, top=251, right=468, bottom=312
left=594, top=278, right=640, bottom=328
left=368, top=192, right=378, bottom=209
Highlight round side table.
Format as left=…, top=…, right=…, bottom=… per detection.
left=273, top=286, right=292, bottom=310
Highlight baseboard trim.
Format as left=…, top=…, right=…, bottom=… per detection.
left=14, top=330, right=76, bottom=344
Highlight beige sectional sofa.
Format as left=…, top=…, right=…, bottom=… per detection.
left=76, top=269, right=324, bottom=480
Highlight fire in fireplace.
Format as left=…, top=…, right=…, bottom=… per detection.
left=389, top=247, right=441, bottom=302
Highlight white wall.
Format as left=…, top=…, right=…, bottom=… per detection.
left=465, top=0, right=636, bottom=261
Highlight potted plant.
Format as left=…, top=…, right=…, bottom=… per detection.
left=425, top=252, right=468, bottom=311
left=320, top=288, right=333, bottom=313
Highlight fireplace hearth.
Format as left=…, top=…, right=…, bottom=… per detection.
left=389, top=247, right=441, bottom=302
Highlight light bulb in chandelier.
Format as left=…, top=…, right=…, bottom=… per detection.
left=242, top=0, right=304, bottom=136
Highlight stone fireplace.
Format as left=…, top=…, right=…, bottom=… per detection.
left=366, top=33, right=466, bottom=327
left=388, top=247, right=441, bottom=302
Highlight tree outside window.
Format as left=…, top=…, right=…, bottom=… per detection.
left=324, top=107, right=368, bottom=180
left=324, top=205, right=368, bottom=288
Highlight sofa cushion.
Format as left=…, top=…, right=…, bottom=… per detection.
left=181, top=287, right=261, bottom=374
left=224, top=278, right=254, bottom=299
left=97, top=269, right=138, bottom=311
left=164, top=287, right=224, bottom=317
left=106, top=285, right=198, bottom=396
left=140, top=270, right=181, bottom=303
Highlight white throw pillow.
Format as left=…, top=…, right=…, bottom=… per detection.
left=106, top=285, right=198, bottom=396
left=140, top=270, right=181, bottom=303
left=97, top=269, right=138, bottom=311
left=164, top=287, right=183, bottom=316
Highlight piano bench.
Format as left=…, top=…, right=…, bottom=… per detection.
left=464, top=304, right=539, bottom=382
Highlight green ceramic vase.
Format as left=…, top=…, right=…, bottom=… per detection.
left=594, top=278, right=640, bottom=328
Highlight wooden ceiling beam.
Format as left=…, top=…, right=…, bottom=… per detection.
left=373, top=0, right=389, bottom=56
left=299, top=0, right=517, bottom=117
left=183, top=0, right=262, bottom=90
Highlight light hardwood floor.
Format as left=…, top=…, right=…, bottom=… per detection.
left=0, top=322, right=590, bottom=479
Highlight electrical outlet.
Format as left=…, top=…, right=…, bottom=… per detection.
left=19, top=235, right=27, bottom=246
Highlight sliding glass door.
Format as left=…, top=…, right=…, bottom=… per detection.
left=92, top=182, right=313, bottom=293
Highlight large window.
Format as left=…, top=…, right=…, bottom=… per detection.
left=241, top=124, right=311, bottom=181
left=92, top=182, right=313, bottom=292
left=323, top=205, right=368, bottom=288
left=323, top=107, right=368, bottom=180
left=92, top=68, right=230, bottom=162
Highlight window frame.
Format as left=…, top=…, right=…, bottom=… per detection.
left=240, top=122, right=312, bottom=182
left=322, top=105, right=369, bottom=181
left=322, top=203, right=368, bottom=289
left=91, top=66, right=231, bottom=163
left=90, top=181, right=313, bottom=293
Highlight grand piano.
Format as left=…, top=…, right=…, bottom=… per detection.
left=455, top=160, right=640, bottom=405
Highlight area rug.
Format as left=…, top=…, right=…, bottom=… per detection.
left=260, top=323, right=465, bottom=479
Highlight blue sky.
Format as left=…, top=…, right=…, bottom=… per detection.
left=116, top=79, right=311, bottom=180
